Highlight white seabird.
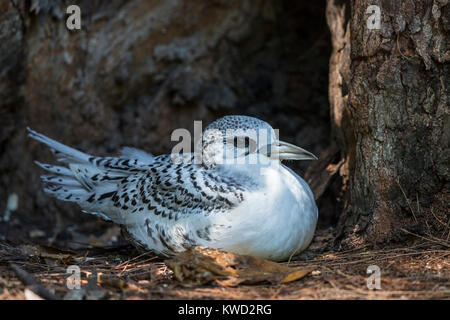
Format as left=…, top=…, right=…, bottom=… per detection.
left=28, top=115, right=318, bottom=261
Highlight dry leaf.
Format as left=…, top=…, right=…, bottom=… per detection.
left=165, top=246, right=311, bottom=287
left=98, top=275, right=129, bottom=290
left=281, top=269, right=311, bottom=283
left=322, top=253, right=338, bottom=260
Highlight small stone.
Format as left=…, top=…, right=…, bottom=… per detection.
left=29, top=229, right=46, bottom=238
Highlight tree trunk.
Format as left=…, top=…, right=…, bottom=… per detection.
left=327, top=0, right=449, bottom=247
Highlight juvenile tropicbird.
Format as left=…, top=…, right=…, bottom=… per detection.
left=28, top=115, right=318, bottom=261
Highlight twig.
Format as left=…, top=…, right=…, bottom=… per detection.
left=116, top=251, right=156, bottom=268
left=400, top=229, right=450, bottom=249
left=10, top=263, right=59, bottom=300
left=429, top=208, right=449, bottom=229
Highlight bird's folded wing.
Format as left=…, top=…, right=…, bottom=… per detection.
left=110, top=155, right=249, bottom=220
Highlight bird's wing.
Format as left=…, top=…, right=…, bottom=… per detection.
left=28, top=128, right=256, bottom=256
left=105, top=154, right=255, bottom=256
left=28, top=127, right=251, bottom=224
left=109, top=154, right=250, bottom=223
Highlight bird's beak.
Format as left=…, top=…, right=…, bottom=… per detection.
left=272, top=140, right=318, bottom=161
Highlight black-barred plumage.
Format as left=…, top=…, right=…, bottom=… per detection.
left=27, top=126, right=249, bottom=256
left=28, top=115, right=319, bottom=261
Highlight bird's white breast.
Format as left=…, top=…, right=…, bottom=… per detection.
left=211, top=164, right=318, bottom=261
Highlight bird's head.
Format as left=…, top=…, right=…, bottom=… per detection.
left=198, top=115, right=317, bottom=167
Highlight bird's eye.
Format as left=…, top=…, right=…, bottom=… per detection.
left=233, top=137, right=239, bottom=148
left=229, top=137, right=250, bottom=148
left=225, top=136, right=256, bottom=155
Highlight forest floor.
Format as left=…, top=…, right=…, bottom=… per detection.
left=0, top=227, right=449, bottom=300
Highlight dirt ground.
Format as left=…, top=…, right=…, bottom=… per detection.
left=0, top=227, right=448, bottom=300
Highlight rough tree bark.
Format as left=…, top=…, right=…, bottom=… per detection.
left=327, top=0, right=449, bottom=247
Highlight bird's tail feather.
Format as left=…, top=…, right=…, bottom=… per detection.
left=37, top=162, right=94, bottom=205
left=27, top=127, right=92, bottom=164
left=27, top=127, right=133, bottom=221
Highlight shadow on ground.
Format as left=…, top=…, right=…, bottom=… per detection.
left=1, top=227, right=448, bottom=300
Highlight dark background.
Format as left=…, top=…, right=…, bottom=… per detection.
left=0, top=0, right=337, bottom=246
